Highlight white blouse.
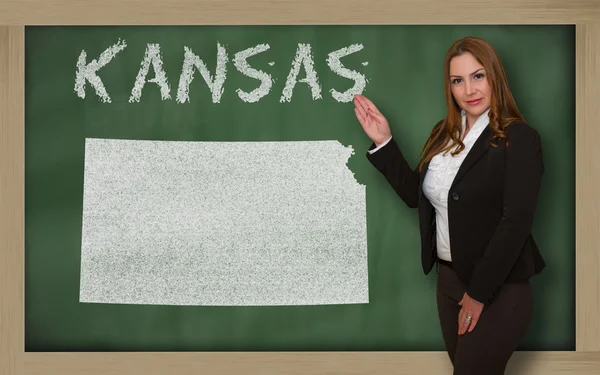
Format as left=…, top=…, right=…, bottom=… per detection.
left=369, top=108, right=491, bottom=262
left=422, top=109, right=490, bottom=261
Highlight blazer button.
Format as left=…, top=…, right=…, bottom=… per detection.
left=452, top=192, right=460, bottom=201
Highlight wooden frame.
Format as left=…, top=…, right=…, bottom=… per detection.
left=1, top=1, right=598, bottom=374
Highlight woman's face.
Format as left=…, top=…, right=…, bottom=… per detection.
left=449, top=52, right=492, bottom=124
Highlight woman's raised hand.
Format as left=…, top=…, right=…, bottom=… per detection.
left=353, top=94, right=392, bottom=147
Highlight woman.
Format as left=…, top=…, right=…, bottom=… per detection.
left=354, top=36, right=546, bottom=374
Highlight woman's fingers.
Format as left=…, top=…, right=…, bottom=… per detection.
left=354, top=95, right=368, bottom=118
left=354, top=98, right=367, bottom=119
left=461, top=315, right=472, bottom=335
left=355, top=95, right=389, bottom=128
left=354, top=94, right=391, bottom=146
left=354, top=107, right=367, bottom=126
left=354, top=95, right=370, bottom=115
left=458, top=307, right=483, bottom=335
left=354, top=105, right=371, bottom=128
left=458, top=307, right=472, bottom=335
left=467, top=313, right=480, bottom=333
left=354, top=98, right=374, bottom=130
left=359, top=95, right=385, bottom=117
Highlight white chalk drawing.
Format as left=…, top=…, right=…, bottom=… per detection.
left=79, top=138, right=369, bottom=306
left=327, top=44, right=368, bottom=103
left=74, top=39, right=127, bottom=103
left=233, top=43, right=273, bottom=103
left=279, top=43, right=322, bottom=103
left=176, top=44, right=229, bottom=104
left=74, top=40, right=369, bottom=103
left=129, top=43, right=172, bottom=103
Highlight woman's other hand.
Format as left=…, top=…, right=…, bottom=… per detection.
left=353, top=94, right=392, bottom=147
left=458, top=292, right=485, bottom=335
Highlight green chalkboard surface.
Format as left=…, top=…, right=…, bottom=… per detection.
left=25, top=25, right=575, bottom=351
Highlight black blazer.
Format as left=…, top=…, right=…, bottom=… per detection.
left=366, top=120, right=546, bottom=305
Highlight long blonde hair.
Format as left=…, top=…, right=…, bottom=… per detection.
left=417, top=36, right=524, bottom=171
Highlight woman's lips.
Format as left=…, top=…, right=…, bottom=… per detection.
left=466, top=98, right=482, bottom=105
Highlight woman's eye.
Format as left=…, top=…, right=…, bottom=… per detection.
left=451, top=78, right=461, bottom=84
left=475, top=73, right=485, bottom=79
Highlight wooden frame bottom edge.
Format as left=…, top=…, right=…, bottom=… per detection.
left=21, top=351, right=600, bottom=375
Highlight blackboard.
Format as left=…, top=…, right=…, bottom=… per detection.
left=25, top=25, right=575, bottom=351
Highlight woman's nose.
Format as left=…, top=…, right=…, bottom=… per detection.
left=465, top=81, right=476, bottom=95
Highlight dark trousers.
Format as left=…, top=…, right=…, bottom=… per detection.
left=436, top=262, right=534, bottom=375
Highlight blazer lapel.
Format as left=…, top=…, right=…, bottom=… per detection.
left=450, top=125, right=492, bottom=189
left=420, top=160, right=430, bottom=184
left=419, top=159, right=431, bottom=197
